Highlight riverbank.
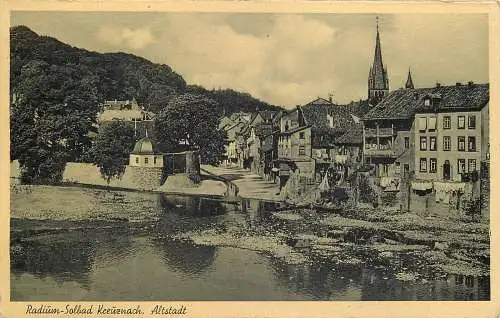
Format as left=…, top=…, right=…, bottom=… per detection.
left=201, top=165, right=282, bottom=201
left=10, top=160, right=228, bottom=197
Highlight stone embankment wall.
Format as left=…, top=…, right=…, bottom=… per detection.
left=11, top=161, right=163, bottom=191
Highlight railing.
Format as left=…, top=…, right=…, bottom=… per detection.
left=364, top=148, right=396, bottom=157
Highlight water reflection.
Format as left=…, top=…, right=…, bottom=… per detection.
left=269, top=255, right=489, bottom=301
left=271, top=257, right=364, bottom=300
left=158, top=194, right=228, bottom=217
left=11, top=231, right=95, bottom=290
left=152, top=238, right=216, bottom=276
left=10, top=193, right=490, bottom=301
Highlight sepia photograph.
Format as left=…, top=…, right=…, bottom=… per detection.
left=5, top=7, right=493, bottom=306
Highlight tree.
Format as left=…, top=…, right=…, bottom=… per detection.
left=154, top=94, right=226, bottom=165
left=89, top=121, right=135, bottom=185
left=11, top=60, right=100, bottom=184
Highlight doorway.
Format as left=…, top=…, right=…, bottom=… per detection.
left=443, top=160, right=451, bottom=180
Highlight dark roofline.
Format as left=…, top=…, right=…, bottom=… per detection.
left=279, top=125, right=311, bottom=135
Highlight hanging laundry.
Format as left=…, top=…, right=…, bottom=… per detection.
left=411, top=180, right=433, bottom=191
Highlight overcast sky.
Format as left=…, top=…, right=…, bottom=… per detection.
left=11, top=12, right=488, bottom=107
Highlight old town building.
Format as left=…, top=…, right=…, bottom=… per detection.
left=413, top=82, right=489, bottom=182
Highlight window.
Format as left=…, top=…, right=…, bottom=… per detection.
left=420, top=158, right=427, bottom=172
left=458, top=136, right=465, bottom=151
left=443, top=116, right=451, bottom=129
left=144, top=157, right=149, bottom=164
left=404, top=137, right=410, bottom=149
left=418, top=117, right=427, bottom=131
left=430, top=158, right=437, bottom=173
left=458, top=159, right=466, bottom=174
left=458, top=116, right=465, bottom=129
left=429, top=136, right=436, bottom=151
left=299, top=146, right=305, bottom=156
left=135, top=157, right=139, bottom=164
left=468, top=159, right=477, bottom=172
left=299, top=132, right=305, bottom=139
left=468, top=115, right=476, bottom=129
left=428, top=117, right=437, bottom=131
left=420, top=136, right=427, bottom=151
left=154, top=157, right=157, bottom=164
left=468, top=136, right=476, bottom=152
left=395, top=162, right=401, bottom=174
left=443, top=136, right=451, bottom=151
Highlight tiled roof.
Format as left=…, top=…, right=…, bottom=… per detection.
left=344, top=99, right=371, bottom=117
left=416, top=83, right=489, bottom=112
left=301, top=101, right=354, bottom=134
left=334, top=123, right=363, bottom=145
left=363, top=83, right=489, bottom=120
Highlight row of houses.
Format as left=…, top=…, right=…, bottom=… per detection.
left=218, top=17, right=490, bottom=213
left=219, top=80, right=489, bottom=205
left=219, top=97, right=369, bottom=189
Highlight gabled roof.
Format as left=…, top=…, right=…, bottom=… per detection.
left=307, top=97, right=333, bottom=105
left=248, top=110, right=279, bottom=127
left=301, top=102, right=354, bottom=134
left=363, top=83, right=489, bottom=120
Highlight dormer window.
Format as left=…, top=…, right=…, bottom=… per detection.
left=424, top=98, right=431, bottom=106
left=327, top=114, right=334, bottom=128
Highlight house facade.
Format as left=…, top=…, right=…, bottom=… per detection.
left=413, top=83, right=489, bottom=182
left=276, top=107, right=314, bottom=188
left=98, top=98, right=155, bottom=139
left=362, top=88, right=419, bottom=182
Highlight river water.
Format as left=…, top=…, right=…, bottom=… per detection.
left=11, top=192, right=489, bottom=301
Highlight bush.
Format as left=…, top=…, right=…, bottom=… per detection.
left=462, top=196, right=481, bottom=218
left=357, top=174, right=378, bottom=204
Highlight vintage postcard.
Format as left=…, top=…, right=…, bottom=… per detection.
left=1, top=1, right=498, bottom=317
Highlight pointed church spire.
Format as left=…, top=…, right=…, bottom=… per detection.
left=405, top=68, right=415, bottom=89
left=368, top=16, right=389, bottom=106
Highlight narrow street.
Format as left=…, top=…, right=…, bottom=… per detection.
left=201, top=165, right=282, bottom=201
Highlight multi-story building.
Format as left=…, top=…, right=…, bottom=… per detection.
left=219, top=112, right=252, bottom=167
left=413, top=82, right=489, bottom=182
left=276, top=106, right=314, bottom=188
left=362, top=81, right=489, bottom=194
left=362, top=82, right=418, bottom=182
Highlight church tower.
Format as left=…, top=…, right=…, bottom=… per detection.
left=405, top=68, right=415, bottom=89
left=368, top=17, right=389, bottom=106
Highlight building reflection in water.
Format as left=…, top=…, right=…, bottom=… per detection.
left=156, top=193, right=229, bottom=234
left=269, top=255, right=490, bottom=301
left=269, top=256, right=364, bottom=300
left=11, top=230, right=96, bottom=290
left=152, top=238, right=216, bottom=276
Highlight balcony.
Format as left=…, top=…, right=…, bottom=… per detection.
left=364, top=145, right=396, bottom=158
left=364, top=127, right=394, bottom=137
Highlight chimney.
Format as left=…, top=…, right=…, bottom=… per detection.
left=328, top=93, right=333, bottom=103
left=468, top=81, right=474, bottom=87
left=436, top=82, right=441, bottom=88
left=456, top=82, right=462, bottom=86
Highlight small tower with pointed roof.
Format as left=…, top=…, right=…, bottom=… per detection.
left=368, top=16, right=389, bottom=106
left=405, top=68, right=415, bottom=89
